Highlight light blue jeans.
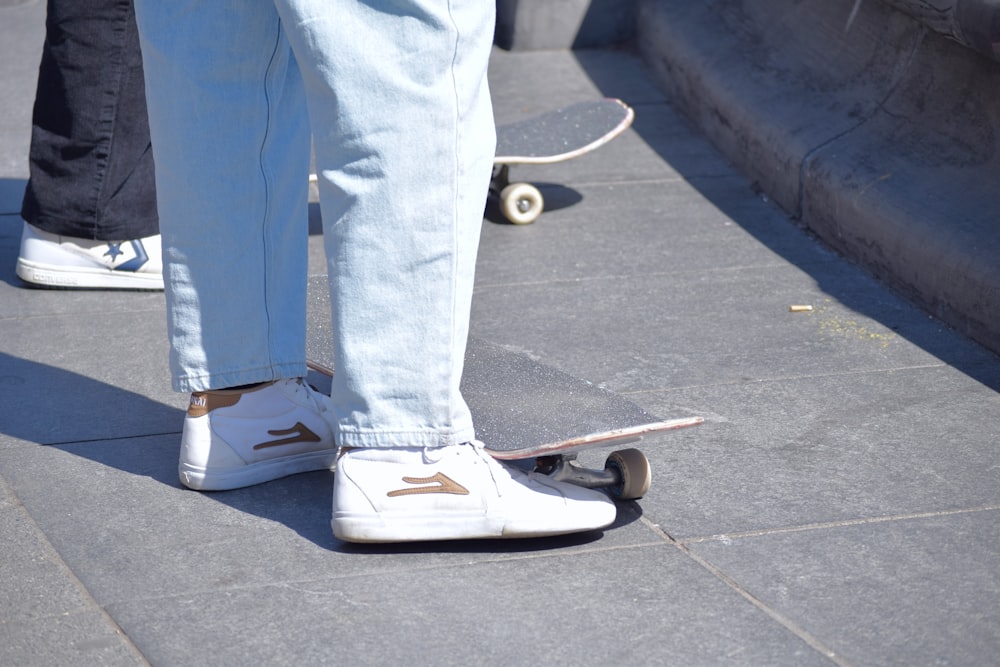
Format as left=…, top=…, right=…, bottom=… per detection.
left=133, top=0, right=495, bottom=448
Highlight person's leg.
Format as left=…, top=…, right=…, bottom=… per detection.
left=17, top=0, right=162, bottom=290
left=133, top=0, right=336, bottom=489
left=275, top=0, right=616, bottom=541
left=277, top=0, right=491, bottom=449
left=136, top=0, right=310, bottom=392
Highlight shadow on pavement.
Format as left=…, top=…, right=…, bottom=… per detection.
left=573, top=51, right=1000, bottom=393
left=0, top=353, right=642, bottom=553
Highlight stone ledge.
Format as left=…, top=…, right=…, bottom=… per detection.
left=877, top=0, right=1000, bottom=62
left=637, top=0, right=1000, bottom=354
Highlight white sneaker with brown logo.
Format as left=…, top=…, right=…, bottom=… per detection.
left=179, top=378, right=339, bottom=490
left=332, top=441, right=617, bottom=542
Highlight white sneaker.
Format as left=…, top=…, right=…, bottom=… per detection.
left=332, top=441, right=617, bottom=543
left=179, top=378, right=339, bottom=490
left=16, top=221, right=164, bottom=290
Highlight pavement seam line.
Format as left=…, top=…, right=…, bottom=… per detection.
left=0, top=474, right=151, bottom=664
left=620, top=362, right=949, bottom=395
left=473, top=260, right=827, bottom=290
left=641, top=516, right=851, bottom=666
left=3, top=431, right=183, bottom=450
left=676, top=504, right=1000, bottom=545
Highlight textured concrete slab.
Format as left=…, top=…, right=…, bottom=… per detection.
left=0, top=473, right=143, bottom=665
left=478, top=176, right=837, bottom=285
left=473, top=202, right=986, bottom=394
left=685, top=509, right=1000, bottom=665
left=0, top=270, right=166, bottom=318
left=0, top=311, right=180, bottom=446
left=800, top=30, right=1000, bottom=350
left=0, top=436, right=668, bottom=605
left=0, top=476, right=92, bottom=621
left=106, top=546, right=832, bottom=666
left=2, top=611, right=142, bottom=666
left=633, top=365, right=1000, bottom=539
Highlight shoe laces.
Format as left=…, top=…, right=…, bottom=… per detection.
left=466, top=440, right=509, bottom=496
left=288, top=378, right=331, bottom=415
left=421, top=440, right=505, bottom=493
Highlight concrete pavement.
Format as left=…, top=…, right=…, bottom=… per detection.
left=1, top=1, right=998, bottom=664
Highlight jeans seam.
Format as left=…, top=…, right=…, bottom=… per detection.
left=446, top=0, right=463, bottom=429
left=259, top=18, right=285, bottom=377
left=90, top=3, right=133, bottom=236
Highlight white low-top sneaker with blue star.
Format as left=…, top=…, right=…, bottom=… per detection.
left=16, top=221, right=163, bottom=290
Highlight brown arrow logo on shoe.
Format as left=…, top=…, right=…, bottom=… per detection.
left=252, top=422, right=322, bottom=450
left=387, top=473, right=470, bottom=497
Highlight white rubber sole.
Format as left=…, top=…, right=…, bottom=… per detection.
left=17, top=258, right=164, bottom=290
left=331, top=504, right=617, bottom=543
left=179, top=450, right=339, bottom=491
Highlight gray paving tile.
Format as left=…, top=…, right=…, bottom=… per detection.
left=472, top=250, right=983, bottom=395
left=478, top=176, right=836, bottom=286
left=0, top=471, right=143, bottom=665
left=0, top=283, right=166, bottom=326
left=0, top=436, right=669, bottom=607
left=685, top=509, right=1000, bottom=666
left=630, top=365, right=1000, bottom=539
left=2, top=611, right=143, bottom=667
left=0, top=475, right=92, bottom=622
left=0, top=311, right=181, bottom=446
left=106, top=546, right=830, bottom=666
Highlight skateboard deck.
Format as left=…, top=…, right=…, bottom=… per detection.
left=491, top=98, right=635, bottom=224
left=305, top=277, right=702, bottom=498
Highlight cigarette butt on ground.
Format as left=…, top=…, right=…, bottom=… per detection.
left=789, top=305, right=814, bottom=312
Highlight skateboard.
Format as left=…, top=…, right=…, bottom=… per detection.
left=304, top=277, right=701, bottom=501
left=492, top=98, right=635, bottom=224
left=306, top=357, right=700, bottom=500
left=307, top=98, right=635, bottom=226
left=483, top=418, right=701, bottom=499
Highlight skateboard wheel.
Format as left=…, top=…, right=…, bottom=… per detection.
left=500, top=182, right=544, bottom=224
left=605, top=448, right=651, bottom=500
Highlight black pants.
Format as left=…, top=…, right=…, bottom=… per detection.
left=21, top=0, right=157, bottom=241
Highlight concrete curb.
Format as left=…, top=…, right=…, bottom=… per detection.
left=880, top=0, right=1000, bottom=63
left=637, top=0, right=1000, bottom=355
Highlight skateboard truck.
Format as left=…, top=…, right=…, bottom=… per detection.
left=485, top=417, right=702, bottom=501
left=531, top=445, right=652, bottom=500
